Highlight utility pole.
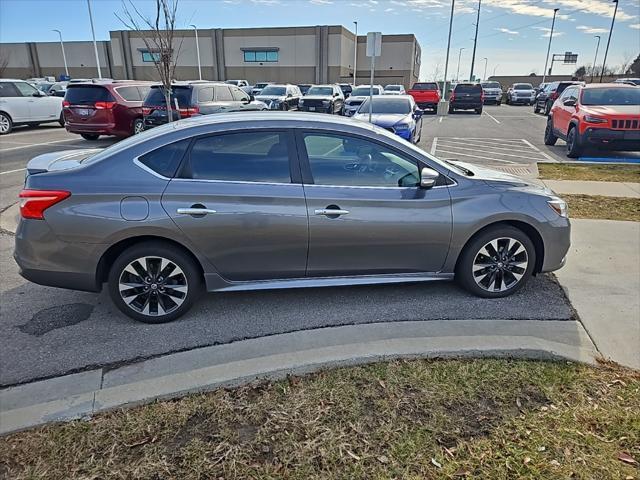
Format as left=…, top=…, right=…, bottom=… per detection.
left=482, top=57, right=488, bottom=80
left=353, top=21, right=358, bottom=86
left=591, top=35, right=601, bottom=83
left=456, top=47, right=465, bottom=81
left=469, top=0, right=482, bottom=82
left=86, top=0, right=102, bottom=78
left=190, top=25, right=202, bottom=80
left=600, top=0, right=618, bottom=82
left=492, top=64, right=499, bottom=76
left=542, top=8, right=559, bottom=84
left=440, top=0, right=455, bottom=112
left=52, top=30, right=69, bottom=77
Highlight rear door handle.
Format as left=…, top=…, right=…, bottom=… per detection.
left=315, top=208, right=349, bottom=216
left=177, top=207, right=217, bottom=216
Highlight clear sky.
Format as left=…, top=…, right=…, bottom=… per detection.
left=0, top=0, right=638, bottom=80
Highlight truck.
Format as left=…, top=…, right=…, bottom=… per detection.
left=407, top=82, right=441, bottom=112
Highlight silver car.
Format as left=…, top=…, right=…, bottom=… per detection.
left=506, top=83, right=535, bottom=105
left=342, top=85, right=384, bottom=116
left=15, top=113, right=570, bottom=323
left=480, top=81, right=503, bottom=105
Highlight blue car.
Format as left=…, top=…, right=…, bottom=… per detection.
left=352, top=95, right=423, bottom=143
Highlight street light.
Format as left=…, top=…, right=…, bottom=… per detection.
left=492, top=64, right=499, bottom=76
left=482, top=57, right=488, bottom=80
left=541, top=8, right=559, bottom=85
left=591, top=35, right=601, bottom=83
left=600, top=0, right=618, bottom=82
left=456, top=47, right=465, bottom=82
left=353, top=21, right=358, bottom=86
left=52, top=29, right=69, bottom=77
left=86, top=0, right=102, bottom=78
left=440, top=0, right=456, bottom=110
left=190, top=24, right=202, bottom=80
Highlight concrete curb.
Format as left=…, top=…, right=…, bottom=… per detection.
left=0, top=202, right=19, bottom=235
left=0, top=319, right=597, bottom=435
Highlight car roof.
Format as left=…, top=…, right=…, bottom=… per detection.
left=582, top=82, right=636, bottom=89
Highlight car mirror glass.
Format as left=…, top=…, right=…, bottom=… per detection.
left=563, top=99, right=576, bottom=107
left=420, top=167, right=439, bottom=189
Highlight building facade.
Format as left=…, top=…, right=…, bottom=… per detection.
left=1, top=25, right=421, bottom=88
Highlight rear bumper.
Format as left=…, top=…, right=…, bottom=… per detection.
left=582, top=127, right=640, bottom=148
left=65, top=122, right=117, bottom=135
left=450, top=102, right=482, bottom=110
left=416, top=102, right=438, bottom=110
left=299, top=106, right=332, bottom=113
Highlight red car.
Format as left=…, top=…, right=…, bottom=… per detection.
left=63, top=80, right=152, bottom=140
left=544, top=83, right=640, bottom=157
left=407, top=82, right=441, bottom=112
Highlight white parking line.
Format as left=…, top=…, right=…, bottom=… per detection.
left=430, top=137, right=438, bottom=155
left=437, top=139, right=541, bottom=154
left=439, top=116, right=443, bottom=123
left=0, top=138, right=82, bottom=153
left=0, top=167, right=26, bottom=175
left=435, top=149, right=517, bottom=164
left=520, top=139, right=558, bottom=162
left=434, top=143, right=545, bottom=162
left=483, top=111, right=501, bottom=124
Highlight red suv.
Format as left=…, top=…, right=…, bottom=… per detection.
left=544, top=83, right=640, bottom=157
left=63, top=80, right=152, bottom=140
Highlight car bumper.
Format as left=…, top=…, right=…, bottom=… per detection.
left=540, top=217, right=571, bottom=273
left=582, top=127, right=640, bottom=148
left=343, top=105, right=360, bottom=116
left=416, top=102, right=438, bottom=110
left=65, top=122, right=117, bottom=135
left=300, top=106, right=332, bottom=113
left=483, top=95, right=502, bottom=103
left=451, top=103, right=482, bottom=110
left=509, top=97, right=534, bottom=104
left=393, top=129, right=412, bottom=140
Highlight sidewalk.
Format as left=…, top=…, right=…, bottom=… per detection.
left=541, top=179, right=640, bottom=198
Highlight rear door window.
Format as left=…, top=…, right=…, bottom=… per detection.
left=116, top=86, right=141, bottom=101
left=138, top=139, right=190, bottom=178
left=66, top=86, right=114, bottom=104
left=198, top=87, right=214, bottom=103
left=0, top=82, right=21, bottom=97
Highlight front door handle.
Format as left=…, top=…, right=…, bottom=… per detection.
left=177, top=207, right=217, bottom=216
left=315, top=208, right=349, bottom=217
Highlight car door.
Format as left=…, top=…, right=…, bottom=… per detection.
left=14, top=81, right=58, bottom=121
left=213, top=85, right=237, bottom=113
left=298, top=131, right=452, bottom=277
left=333, top=86, right=344, bottom=112
left=229, top=85, right=252, bottom=111
left=161, top=129, right=308, bottom=281
left=0, top=82, right=30, bottom=122
left=554, top=86, right=578, bottom=135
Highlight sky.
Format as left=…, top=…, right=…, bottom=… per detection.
left=0, top=0, right=638, bottom=80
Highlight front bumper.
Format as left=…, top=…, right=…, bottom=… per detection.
left=300, top=105, right=332, bottom=113
left=343, top=104, right=361, bottom=116
left=540, top=217, right=571, bottom=273
left=483, top=94, right=502, bottom=104
left=509, top=96, right=534, bottom=104
left=582, top=127, right=640, bottom=148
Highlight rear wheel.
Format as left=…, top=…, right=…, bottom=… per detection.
left=456, top=226, right=535, bottom=298
left=81, top=133, right=100, bottom=141
left=533, top=102, right=540, bottom=114
left=0, top=112, right=13, bottom=134
left=475, top=107, right=483, bottom=114
left=448, top=106, right=454, bottom=114
left=543, top=117, right=558, bottom=146
left=566, top=125, right=582, bottom=158
left=132, top=118, right=144, bottom=135
left=108, top=241, right=203, bottom=323
left=544, top=101, right=552, bottom=116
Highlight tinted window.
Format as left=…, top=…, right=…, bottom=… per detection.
left=411, top=82, right=438, bottom=90
left=556, top=83, right=573, bottom=95
left=351, top=87, right=381, bottom=96
left=116, top=86, right=141, bottom=101
left=307, top=87, right=333, bottom=96
left=304, top=133, right=420, bottom=187
left=14, top=82, right=39, bottom=97
left=358, top=97, right=412, bottom=114
left=198, top=87, right=214, bottom=102
left=65, top=86, right=114, bottom=104
left=260, top=86, right=286, bottom=96
left=144, top=86, right=192, bottom=107
left=582, top=87, right=640, bottom=106
left=455, top=84, right=482, bottom=93
left=514, top=84, right=533, bottom=90
left=215, top=86, right=233, bottom=101
left=231, top=86, right=249, bottom=101
left=185, top=132, right=291, bottom=183
left=138, top=139, right=190, bottom=178
left=385, top=85, right=402, bottom=91
left=481, top=82, right=501, bottom=88
left=0, top=82, right=20, bottom=97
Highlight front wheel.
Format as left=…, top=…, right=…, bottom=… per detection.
left=544, top=118, right=558, bottom=146
left=456, top=226, right=535, bottom=298
left=544, top=102, right=552, bottom=116
left=0, top=112, right=13, bottom=135
left=475, top=108, right=483, bottom=114
left=566, top=126, right=582, bottom=158
left=108, top=241, right=203, bottom=323
left=533, top=103, right=540, bottom=114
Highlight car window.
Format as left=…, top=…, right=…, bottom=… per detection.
left=411, top=82, right=438, bottom=90
left=14, top=82, right=39, bottom=97
left=215, top=86, right=233, bottom=101
left=455, top=84, right=482, bottom=93
left=514, top=84, right=533, bottom=90
left=144, top=86, right=192, bottom=107
left=0, top=82, right=21, bottom=97
left=260, top=86, right=286, bottom=96
left=185, top=131, right=291, bottom=183
left=230, top=86, right=249, bottom=101
left=581, top=87, right=640, bottom=106
left=138, top=139, right=190, bottom=178
left=560, top=87, right=578, bottom=101
left=137, top=86, right=151, bottom=98
left=303, top=133, right=420, bottom=188
left=198, top=87, right=214, bottom=103
left=358, top=97, right=412, bottom=114
left=116, top=86, right=142, bottom=101
left=65, top=86, right=114, bottom=104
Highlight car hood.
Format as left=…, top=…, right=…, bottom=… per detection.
left=450, top=161, right=549, bottom=191
left=302, top=95, right=333, bottom=101
left=352, top=113, right=411, bottom=127
left=26, top=149, right=101, bottom=175
left=255, top=95, right=286, bottom=102
left=345, top=95, right=370, bottom=104
left=581, top=105, right=640, bottom=115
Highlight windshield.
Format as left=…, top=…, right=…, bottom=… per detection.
left=260, top=86, right=286, bottom=96
left=385, top=85, right=402, bottom=91
left=255, top=83, right=269, bottom=88
left=351, top=87, right=380, bottom=96
left=514, top=84, right=533, bottom=90
left=581, top=87, right=640, bottom=106
left=411, top=82, right=438, bottom=90
left=481, top=82, right=501, bottom=89
left=225, top=80, right=240, bottom=86
left=358, top=97, right=412, bottom=114
left=307, top=87, right=333, bottom=96
left=37, top=83, right=53, bottom=92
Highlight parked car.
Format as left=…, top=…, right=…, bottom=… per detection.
left=0, top=79, right=64, bottom=134
left=255, top=84, right=302, bottom=110
left=63, top=80, right=152, bottom=140
left=614, top=78, right=640, bottom=86
left=383, top=84, right=406, bottom=95
left=46, top=81, right=69, bottom=97
left=342, top=84, right=384, bottom=116
left=225, top=80, right=249, bottom=88
left=407, top=82, right=441, bottom=112
left=534, top=81, right=582, bottom=115
left=480, top=81, right=503, bottom=105
left=506, top=83, right=535, bottom=105
left=448, top=83, right=483, bottom=114
left=298, top=84, right=312, bottom=96
left=535, top=82, right=549, bottom=96
left=298, top=84, right=344, bottom=114
left=353, top=95, right=423, bottom=143
left=544, top=83, right=640, bottom=157
left=337, top=83, right=353, bottom=98
left=15, top=112, right=570, bottom=323
left=143, top=81, right=266, bottom=129
left=252, top=82, right=272, bottom=95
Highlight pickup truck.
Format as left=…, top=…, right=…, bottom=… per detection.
left=407, top=82, right=441, bottom=112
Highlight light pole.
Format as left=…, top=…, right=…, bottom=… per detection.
left=456, top=47, right=465, bottom=82
left=469, top=0, right=482, bottom=81
left=353, top=21, right=358, bottom=86
left=591, top=35, right=601, bottom=83
left=492, top=64, right=499, bottom=76
left=190, top=24, right=202, bottom=80
left=542, top=8, right=559, bottom=84
left=86, top=0, right=102, bottom=78
left=600, top=0, right=618, bottom=82
left=440, top=0, right=455, bottom=109
left=52, top=29, right=69, bottom=78
left=482, top=57, right=488, bottom=80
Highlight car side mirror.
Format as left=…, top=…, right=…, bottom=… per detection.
left=563, top=99, right=576, bottom=107
left=249, top=94, right=255, bottom=102
left=287, top=93, right=292, bottom=98
left=32, top=91, right=44, bottom=97
left=413, top=109, right=424, bottom=119
left=420, top=167, right=439, bottom=189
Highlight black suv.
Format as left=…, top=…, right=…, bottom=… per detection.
left=142, top=82, right=265, bottom=128
left=338, top=83, right=353, bottom=98
left=449, top=83, right=483, bottom=114
left=298, top=84, right=345, bottom=114
left=534, top=81, right=583, bottom=116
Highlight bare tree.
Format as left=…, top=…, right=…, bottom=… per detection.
left=618, top=51, right=634, bottom=75
left=430, top=61, right=442, bottom=82
left=117, top=0, right=183, bottom=121
left=0, top=50, right=9, bottom=78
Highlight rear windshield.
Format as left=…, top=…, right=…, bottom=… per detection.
left=481, top=82, right=501, bottom=88
left=144, top=86, right=192, bottom=107
left=455, top=84, right=482, bottom=93
left=411, top=82, right=438, bottom=90
left=514, top=84, right=533, bottom=90
left=351, top=87, right=381, bottom=96
left=358, top=97, right=412, bottom=114
left=255, top=83, right=270, bottom=88
left=385, top=85, right=402, bottom=91
left=65, top=86, right=114, bottom=104
left=581, top=88, right=640, bottom=106
left=556, top=83, right=575, bottom=94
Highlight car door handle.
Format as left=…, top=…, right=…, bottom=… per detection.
left=177, top=207, right=217, bottom=216
left=315, top=208, right=349, bottom=216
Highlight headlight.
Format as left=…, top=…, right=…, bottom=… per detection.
left=322, top=100, right=331, bottom=105
left=299, top=99, right=304, bottom=106
left=584, top=115, right=607, bottom=124
left=394, top=123, right=410, bottom=130
left=548, top=198, right=568, bottom=218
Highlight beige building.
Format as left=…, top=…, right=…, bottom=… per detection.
left=1, top=25, right=420, bottom=88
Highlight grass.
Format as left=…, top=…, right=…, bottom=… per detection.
left=1, top=359, right=639, bottom=480
left=564, top=194, right=640, bottom=222
left=538, top=163, right=640, bottom=183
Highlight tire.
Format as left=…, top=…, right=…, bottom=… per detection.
left=448, top=107, right=454, bottom=114
left=496, top=101, right=501, bottom=106
left=544, top=117, right=558, bottom=146
left=456, top=225, right=536, bottom=298
left=544, top=102, right=552, bottom=116
left=132, top=118, right=144, bottom=135
left=475, top=108, right=483, bottom=114
left=108, top=241, right=203, bottom=323
left=58, top=112, right=65, bottom=127
left=0, top=112, right=13, bottom=135
left=81, top=133, right=100, bottom=141
left=533, top=103, right=540, bottom=114
left=566, top=125, right=582, bottom=158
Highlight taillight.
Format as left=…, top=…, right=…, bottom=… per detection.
left=19, top=190, right=71, bottom=220
left=94, top=101, right=116, bottom=109
left=142, top=107, right=152, bottom=115
left=62, top=100, right=70, bottom=108
left=450, top=93, right=455, bottom=101
left=178, top=105, right=200, bottom=117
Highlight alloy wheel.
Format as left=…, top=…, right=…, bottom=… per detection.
left=118, top=256, right=188, bottom=316
left=472, top=237, right=528, bottom=292
left=134, top=119, right=144, bottom=134
left=0, top=114, right=10, bottom=134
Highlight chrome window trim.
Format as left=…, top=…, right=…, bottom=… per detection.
left=171, top=178, right=297, bottom=186
left=303, top=181, right=454, bottom=190
left=133, top=157, right=170, bottom=180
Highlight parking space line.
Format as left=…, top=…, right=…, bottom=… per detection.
left=439, top=116, right=443, bottom=123
left=0, top=139, right=83, bottom=153
left=430, top=137, right=438, bottom=155
left=437, top=139, right=540, bottom=154
left=434, top=144, right=544, bottom=162
left=442, top=137, right=537, bottom=149
left=483, top=111, right=501, bottom=124
left=449, top=137, right=525, bottom=144
left=520, top=139, right=558, bottom=162
left=0, top=167, right=26, bottom=175
left=435, top=149, right=517, bottom=164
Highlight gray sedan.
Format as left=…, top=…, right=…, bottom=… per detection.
left=15, top=113, right=570, bottom=323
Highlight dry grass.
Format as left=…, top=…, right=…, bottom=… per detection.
left=564, top=194, right=640, bottom=222
left=1, top=359, right=639, bottom=479
left=538, top=163, right=640, bottom=183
